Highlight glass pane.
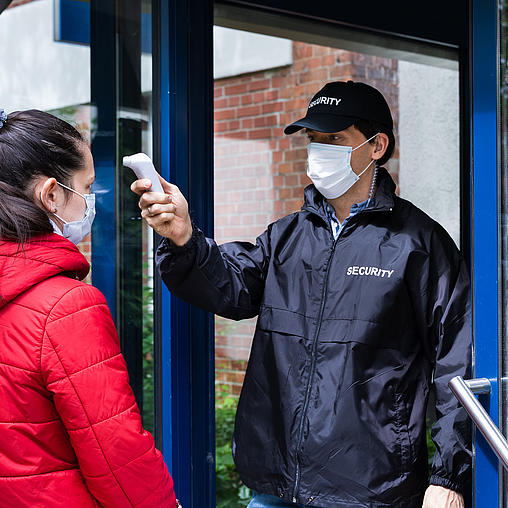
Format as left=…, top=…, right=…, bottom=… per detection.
left=0, top=0, right=154, bottom=432
left=0, top=0, right=92, bottom=275
left=114, top=0, right=155, bottom=433
left=213, top=25, right=460, bottom=506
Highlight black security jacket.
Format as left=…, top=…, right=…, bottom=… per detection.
left=156, top=169, right=471, bottom=508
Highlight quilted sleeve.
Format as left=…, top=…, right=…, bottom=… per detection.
left=40, top=283, right=176, bottom=508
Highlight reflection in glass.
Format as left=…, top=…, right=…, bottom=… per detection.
left=0, top=0, right=155, bottom=433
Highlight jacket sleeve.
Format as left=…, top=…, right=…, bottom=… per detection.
left=155, top=224, right=270, bottom=320
left=41, top=283, right=176, bottom=508
left=407, top=224, right=472, bottom=495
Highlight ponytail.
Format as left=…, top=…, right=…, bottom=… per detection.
left=0, top=181, right=53, bottom=244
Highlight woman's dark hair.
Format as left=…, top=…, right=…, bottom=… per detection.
left=0, top=109, right=85, bottom=244
left=353, top=118, right=395, bottom=167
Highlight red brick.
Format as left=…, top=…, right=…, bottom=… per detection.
left=321, top=54, right=336, bottom=66
left=248, top=128, right=271, bottom=139
left=294, top=44, right=313, bottom=59
left=279, top=188, right=291, bottom=199
left=278, top=163, right=292, bottom=173
left=262, top=102, right=284, bottom=114
left=227, top=96, right=240, bottom=107
left=241, top=118, right=254, bottom=129
left=228, top=131, right=248, bottom=139
left=214, top=108, right=236, bottom=121
left=254, top=115, right=278, bottom=128
left=248, top=78, right=270, bottom=92
left=271, top=76, right=284, bottom=88
left=329, top=64, right=355, bottom=79
left=214, top=97, right=228, bottom=109
left=214, top=121, right=229, bottom=133
left=279, top=138, right=290, bottom=149
left=241, top=93, right=254, bottom=105
left=225, top=83, right=248, bottom=95
left=284, top=148, right=307, bottom=161
left=214, top=87, right=223, bottom=98
left=237, top=105, right=261, bottom=117
left=306, top=57, right=324, bottom=69
left=272, top=151, right=283, bottom=163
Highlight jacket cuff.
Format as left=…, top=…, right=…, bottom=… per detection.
left=429, top=474, right=464, bottom=495
left=157, top=223, right=199, bottom=256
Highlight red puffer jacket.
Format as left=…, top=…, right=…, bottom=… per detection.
left=0, top=234, right=177, bottom=507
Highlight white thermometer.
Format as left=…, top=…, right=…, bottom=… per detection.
left=123, top=153, right=164, bottom=194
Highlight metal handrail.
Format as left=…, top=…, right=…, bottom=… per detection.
left=449, top=376, right=508, bottom=469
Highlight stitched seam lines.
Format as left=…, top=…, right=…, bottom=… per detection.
left=0, top=360, right=39, bottom=373
left=68, top=402, right=137, bottom=432
left=45, top=331, right=135, bottom=506
left=46, top=353, right=122, bottom=386
left=0, top=419, right=60, bottom=425
left=83, top=445, right=153, bottom=478
left=48, top=303, right=109, bottom=325
left=40, top=285, right=81, bottom=380
left=0, top=468, right=80, bottom=479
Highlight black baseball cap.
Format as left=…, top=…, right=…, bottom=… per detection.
left=284, top=80, right=393, bottom=135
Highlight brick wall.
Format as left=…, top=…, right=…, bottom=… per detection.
left=214, top=41, right=399, bottom=394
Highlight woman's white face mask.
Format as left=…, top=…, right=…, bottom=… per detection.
left=306, top=133, right=379, bottom=199
left=42, top=182, right=96, bottom=245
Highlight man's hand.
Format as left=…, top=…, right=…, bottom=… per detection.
left=423, top=486, right=464, bottom=508
left=130, top=175, right=192, bottom=246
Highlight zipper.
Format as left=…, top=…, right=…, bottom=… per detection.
left=290, top=206, right=394, bottom=502
left=291, top=232, right=339, bottom=502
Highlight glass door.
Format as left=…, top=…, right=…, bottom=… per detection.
left=212, top=4, right=466, bottom=506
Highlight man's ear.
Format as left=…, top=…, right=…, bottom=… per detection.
left=372, top=133, right=389, bottom=161
left=38, top=178, right=59, bottom=213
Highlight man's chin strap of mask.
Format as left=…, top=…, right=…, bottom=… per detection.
left=353, top=132, right=379, bottom=202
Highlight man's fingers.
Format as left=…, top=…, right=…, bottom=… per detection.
left=138, top=191, right=172, bottom=209
left=140, top=204, right=175, bottom=218
left=130, top=179, right=152, bottom=195
left=145, top=212, right=175, bottom=229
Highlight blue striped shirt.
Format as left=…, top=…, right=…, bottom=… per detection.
left=324, top=198, right=371, bottom=240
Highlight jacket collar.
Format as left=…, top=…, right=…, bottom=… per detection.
left=0, top=233, right=89, bottom=309
left=301, top=167, right=396, bottom=222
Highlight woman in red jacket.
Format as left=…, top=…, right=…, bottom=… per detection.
left=0, top=109, right=178, bottom=507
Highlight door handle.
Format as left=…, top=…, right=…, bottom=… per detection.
left=449, top=376, right=508, bottom=469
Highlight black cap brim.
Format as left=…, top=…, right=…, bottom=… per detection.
left=284, top=114, right=356, bottom=135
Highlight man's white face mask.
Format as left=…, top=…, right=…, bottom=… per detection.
left=306, top=133, right=379, bottom=199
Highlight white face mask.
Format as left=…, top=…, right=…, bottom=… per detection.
left=306, top=133, right=379, bottom=199
left=42, top=182, right=96, bottom=245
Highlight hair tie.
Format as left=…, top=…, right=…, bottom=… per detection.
left=0, top=109, right=7, bottom=129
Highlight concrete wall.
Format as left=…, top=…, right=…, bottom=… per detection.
left=398, top=61, right=460, bottom=246
left=0, top=0, right=90, bottom=113
left=214, top=25, right=292, bottom=79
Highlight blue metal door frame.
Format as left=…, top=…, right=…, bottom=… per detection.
left=87, top=0, right=501, bottom=505
left=152, top=1, right=215, bottom=507
left=470, top=0, right=501, bottom=505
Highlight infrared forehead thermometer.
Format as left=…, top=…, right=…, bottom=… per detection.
left=123, top=153, right=164, bottom=194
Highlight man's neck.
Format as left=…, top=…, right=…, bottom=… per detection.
left=327, top=168, right=376, bottom=223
